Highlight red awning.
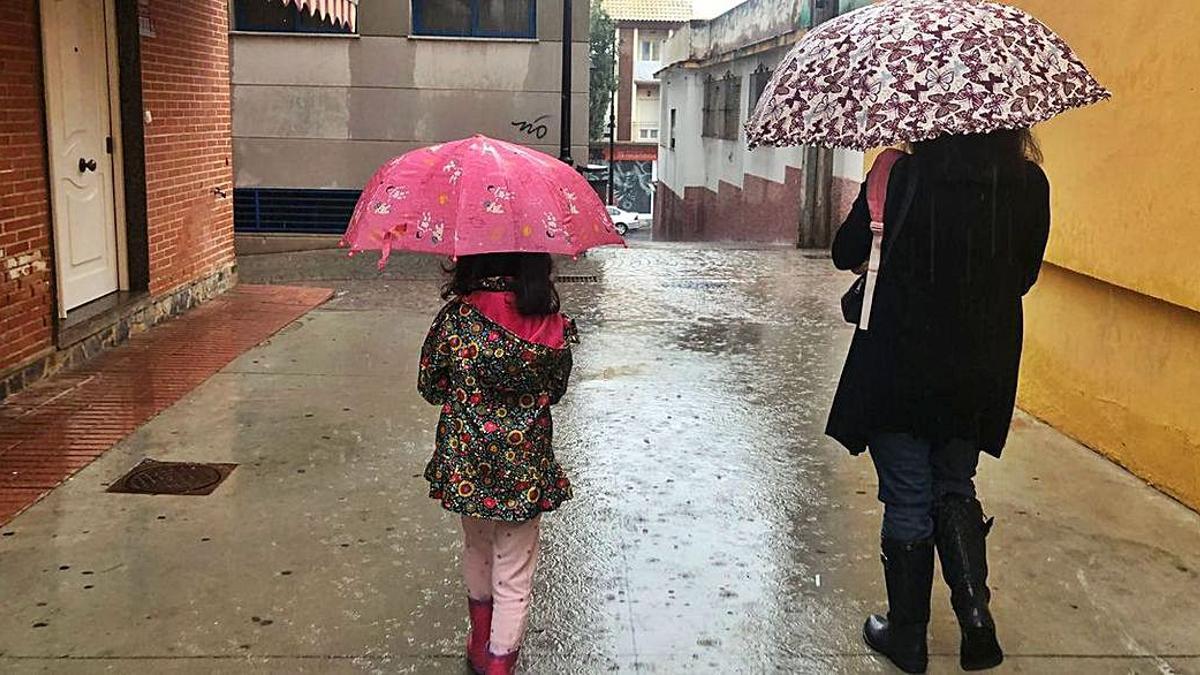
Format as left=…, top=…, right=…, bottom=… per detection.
left=280, top=0, right=358, bottom=31
left=604, top=144, right=659, bottom=162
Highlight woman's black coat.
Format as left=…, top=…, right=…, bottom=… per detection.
left=826, top=155, right=1051, bottom=458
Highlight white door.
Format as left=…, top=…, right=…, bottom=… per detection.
left=41, top=0, right=120, bottom=311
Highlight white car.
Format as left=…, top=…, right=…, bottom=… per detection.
left=606, top=206, right=649, bottom=236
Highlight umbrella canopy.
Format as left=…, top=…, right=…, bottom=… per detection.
left=341, top=136, right=624, bottom=267
left=746, top=0, right=1110, bottom=150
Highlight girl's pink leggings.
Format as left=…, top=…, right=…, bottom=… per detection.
left=461, top=515, right=542, bottom=655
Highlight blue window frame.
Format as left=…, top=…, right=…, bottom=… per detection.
left=234, top=0, right=354, bottom=34
left=234, top=188, right=362, bottom=234
left=412, top=0, right=537, bottom=39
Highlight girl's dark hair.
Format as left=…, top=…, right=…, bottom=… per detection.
left=910, top=128, right=1042, bottom=180
left=442, top=253, right=560, bottom=315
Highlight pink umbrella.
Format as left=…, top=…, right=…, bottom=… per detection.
left=341, top=135, right=624, bottom=267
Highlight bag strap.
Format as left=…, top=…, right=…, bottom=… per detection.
left=859, top=149, right=906, bottom=331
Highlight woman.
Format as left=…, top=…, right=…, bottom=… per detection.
left=827, top=130, right=1050, bottom=673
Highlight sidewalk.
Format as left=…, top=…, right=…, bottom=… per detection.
left=0, top=248, right=1197, bottom=674
left=0, top=285, right=332, bottom=524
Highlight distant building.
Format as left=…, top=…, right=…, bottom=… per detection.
left=656, top=0, right=868, bottom=243
left=230, top=1, right=589, bottom=235
left=598, top=0, right=692, bottom=215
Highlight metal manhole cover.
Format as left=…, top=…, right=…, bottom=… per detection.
left=556, top=275, right=600, bottom=283
left=107, top=459, right=237, bottom=496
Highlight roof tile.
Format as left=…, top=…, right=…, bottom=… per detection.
left=601, top=0, right=693, bottom=23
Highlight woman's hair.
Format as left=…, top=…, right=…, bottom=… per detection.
left=442, top=252, right=560, bottom=315
left=910, top=128, right=1042, bottom=179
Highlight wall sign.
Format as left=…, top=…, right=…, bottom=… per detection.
left=138, top=0, right=155, bottom=37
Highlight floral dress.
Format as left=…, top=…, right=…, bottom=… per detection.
left=419, top=296, right=576, bottom=522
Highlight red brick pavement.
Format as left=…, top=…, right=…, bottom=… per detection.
left=0, top=285, right=332, bottom=525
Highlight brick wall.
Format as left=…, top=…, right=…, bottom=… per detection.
left=617, top=26, right=634, bottom=143
left=0, top=1, right=55, bottom=373
left=1, top=0, right=234, bottom=378
left=140, top=0, right=234, bottom=295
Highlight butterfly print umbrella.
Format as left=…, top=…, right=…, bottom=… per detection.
left=746, top=0, right=1110, bottom=150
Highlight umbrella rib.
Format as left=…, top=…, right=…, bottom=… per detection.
left=452, top=142, right=471, bottom=260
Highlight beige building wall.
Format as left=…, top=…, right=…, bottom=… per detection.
left=231, top=2, right=590, bottom=190
left=634, top=85, right=660, bottom=142
left=629, top=27, right=666, bottom=144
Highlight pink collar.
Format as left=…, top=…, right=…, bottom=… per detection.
left=463, top=292, right=567, bottom=349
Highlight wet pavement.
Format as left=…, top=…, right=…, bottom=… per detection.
left=1, top=246, right=1199, bottom=674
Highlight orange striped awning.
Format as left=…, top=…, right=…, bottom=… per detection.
left=280, top=0, right=358, bottom=31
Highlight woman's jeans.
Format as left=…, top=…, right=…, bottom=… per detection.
left=868, top=433, right=981, bottom=541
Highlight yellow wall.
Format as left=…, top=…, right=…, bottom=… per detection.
left=1012, top=0, right=1200, bottom=311
left=1010, top=0, right=1200, bottom=509
left=1021, top=266, right=1200, bottom=507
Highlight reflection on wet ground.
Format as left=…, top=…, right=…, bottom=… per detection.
left=1, top=246, right=1198, bottom=674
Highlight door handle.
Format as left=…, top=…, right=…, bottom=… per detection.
left=79, top=157, right=98, bottom=173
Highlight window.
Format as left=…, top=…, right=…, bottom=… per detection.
left=721, top=71, right=742, bottom=141
left=234, top=0, right=354, bottom=33
left=749, top=65, right=773, bottom=115
left=702, top=76, right=721, bottom=138
left=703, top=72, right=745, bottom=140
left=412, top=0, right=537, bottom=39
left=669, top=109, right=677, bottom=150
left=640, top=39, right=660, bottom=62
left=234, top=188, right=361, bottom=233
left=639, top=127, right=659, bottom=141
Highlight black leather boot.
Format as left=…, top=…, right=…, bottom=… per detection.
left=863, top=536, right=934, bottom=674
left=935, top=494, right=1004, bottom=671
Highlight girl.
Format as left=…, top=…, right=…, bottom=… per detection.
left=418, top=252, right=576, bottom=675
left=827, top=129, right=1050, bottom=673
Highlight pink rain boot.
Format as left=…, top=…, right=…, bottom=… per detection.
left=483, top=647, right=520, bottom=675
left=467, top=599, right=493, bottom=674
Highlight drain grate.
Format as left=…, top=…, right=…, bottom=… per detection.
left=107, top=459, right=237, bottom=496
left=556, top=275, right=600, bottom=283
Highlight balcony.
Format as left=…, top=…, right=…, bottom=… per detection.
left=635, top=59, right=662, bottom=82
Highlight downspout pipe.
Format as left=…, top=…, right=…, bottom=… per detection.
left=560, top=0, right=574, bottom=165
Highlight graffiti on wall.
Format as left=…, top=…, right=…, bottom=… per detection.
left=511, top=115, right=550, bottom=139
left=612, top=161, right=654, bottom=214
